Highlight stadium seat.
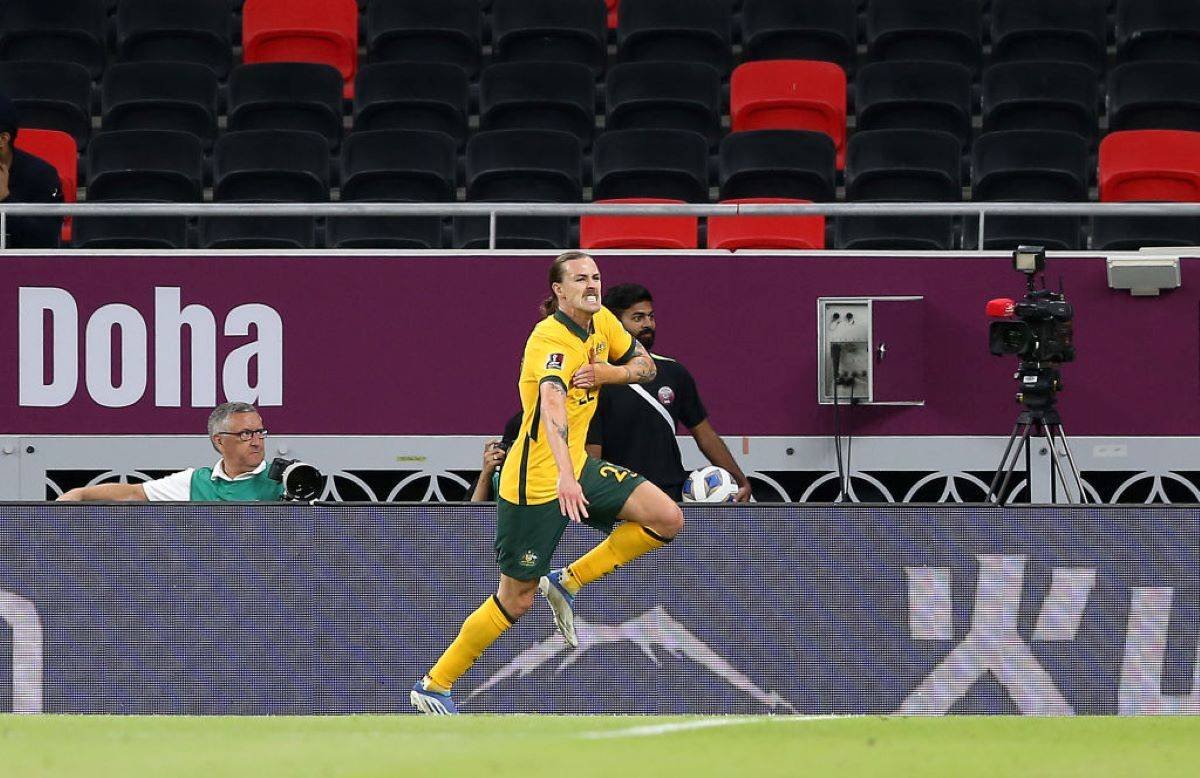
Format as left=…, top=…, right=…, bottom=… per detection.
left=1093, top=129, right=1200, bottom=249
left=75, top=130, right=203, bottom=249
left=854, top=61, right=972, bottom=148
left=981, top=61, right=1099, bottom=144
left=454, top=129, right=582, bottom=249
left=100, top=62, right=220, bottom=151
left=1108, top=62, right=1200, bottom=132
left=706, top=197, right=825, bottom=250
left=989, top=0, right=1107, bottom=72
left=741, top=0, right=858, bottom=74
left=492, top=0, right=608, bottom=75
left=718, top=130, right=836, bottom=202
left=592, top=129, right=710, bottom=202
left=203, top=129, right=330, bottom=248
left=0, top=61, right=92, bottom=149
left=605, top=62, right=723, bottom=147
left=0, top=0, right=107, bottom=79
left=835, top=129, right=962, bottom=250
left=968, top=130, right=1090, bottom=250
left=242, top=0, right=358, bottom=97
left=228, top=63, right=344, bottom=150
left=352, top=63, right=469, bottom=149
left=865, top=0, right=982, bottom=74
left=479, top=62, right=596, bottom=150
left=617, top=0, right=733, bottom=76
left=116, top=0, right=233, bottom=80
left=579, top=198, right=698, bottom=249
left=366, top=0, right=482, bottom=78
left=1116, top=0, right=1200, bottom=64
left=13, top=129, right=76, bottom=243
left=730, top=60, right=847, bottom=168
left=328, top=130, right=457, bottom=249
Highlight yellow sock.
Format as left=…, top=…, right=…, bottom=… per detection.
left=426, top=595, right=515, bottom=692
left=561, top=522, right=670, bottom=593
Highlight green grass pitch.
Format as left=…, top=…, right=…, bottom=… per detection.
left=1, top=715, right=1197, bottom=777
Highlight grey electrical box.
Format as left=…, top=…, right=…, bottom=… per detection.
left=817, top=296, right=925, bottom=405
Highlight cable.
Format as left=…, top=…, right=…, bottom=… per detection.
left=831, top=343, right=845, bottom=502
left=845, top=379, right=856, bottom=501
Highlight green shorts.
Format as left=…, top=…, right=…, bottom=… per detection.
left=495, top=457, right=646, bottom=580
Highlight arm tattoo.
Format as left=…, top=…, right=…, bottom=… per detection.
left=553, top=419, right=569, bottom=444
left=622, top=342, right=657, bottom=384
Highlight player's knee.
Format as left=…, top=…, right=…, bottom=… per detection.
left=508, top=586, right=537, bottom=618
left=660, top=501, right=684, bottom=539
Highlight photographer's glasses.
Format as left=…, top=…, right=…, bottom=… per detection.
left=217, top=428, right=268, bottom=442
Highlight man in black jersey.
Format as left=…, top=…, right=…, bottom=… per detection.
left=586, top=283, right=752, bottom=502
left=0, top=94, right=63, bottom=248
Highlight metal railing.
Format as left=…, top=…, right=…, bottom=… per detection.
left=5, top=201, right=1200, bottom=250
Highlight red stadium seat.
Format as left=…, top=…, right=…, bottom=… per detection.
left=580, top=198, right=698, bottom=249
left=1099, top=129, right=1200, bottom=202
left=706, top=198, right=825, bottom=250
left=730, top=60, right=847, bottom=168
left=607, top=0, right=619, bottom=29
left=243, top=0, right=359, bottom=98
left=14, top=128, right=76, bottom=243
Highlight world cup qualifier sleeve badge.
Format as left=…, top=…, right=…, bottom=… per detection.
left=545, top=353, right=564, bottom=370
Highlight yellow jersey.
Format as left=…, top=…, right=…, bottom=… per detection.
left=498, top=306, right=637, bottom=505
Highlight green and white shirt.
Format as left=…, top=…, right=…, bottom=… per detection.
left=141, top=459, right=284, bottom=502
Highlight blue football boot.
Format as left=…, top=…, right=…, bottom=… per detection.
left=538, top=568, right=579, bottom=648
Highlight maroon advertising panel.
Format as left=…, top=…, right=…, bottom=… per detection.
left=2, top=253, right=1195, bottom=436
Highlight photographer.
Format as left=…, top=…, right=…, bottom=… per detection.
left=56, top=402, right=319, bottom=502
left=468, top=412, right=522, bottom=502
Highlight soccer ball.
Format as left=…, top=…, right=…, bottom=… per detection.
left=683, top=466, right=739, bottom=503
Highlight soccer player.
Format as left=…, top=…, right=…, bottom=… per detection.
left=411, top=251, right=685, bottom=714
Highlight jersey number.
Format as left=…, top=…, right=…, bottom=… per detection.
left=598, top=463, right=637, bottom=482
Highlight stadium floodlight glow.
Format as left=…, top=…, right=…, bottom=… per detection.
left=1012, top=245, right=1046, bottom=275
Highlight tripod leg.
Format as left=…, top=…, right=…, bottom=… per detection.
left=993, top=424, right=1033, bottom=506
left=988, top=421, right=1026, bottom=503
left=1052, top=424, right=1089, bottom=504
left=1041, top=424, right=1073, bottom=503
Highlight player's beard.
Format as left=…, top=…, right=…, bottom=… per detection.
left=636, top=329, right=655, bottom=351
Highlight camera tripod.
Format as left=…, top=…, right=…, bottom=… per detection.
left=986, top=406, right=1088, bottom=505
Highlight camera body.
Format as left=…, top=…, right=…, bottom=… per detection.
left=988, top=288, right=1075, bottom=364
left=267, top=457, right=325, bottom=501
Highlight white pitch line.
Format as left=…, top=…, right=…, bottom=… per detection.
left=580, top=714, right=856, bottom=740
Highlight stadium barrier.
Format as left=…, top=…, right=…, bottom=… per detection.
left=4, top=200, right=1200, bottom=249
left=0, top=502, right=1196, bottom=715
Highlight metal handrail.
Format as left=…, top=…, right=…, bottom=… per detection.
left=5, top=200, right=1200, bottom=250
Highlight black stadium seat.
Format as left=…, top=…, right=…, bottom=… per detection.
left=982, top=61, right=1099, bottom=144
left=1108, top=61, right=1200, bottom=132
left=989, top=0, right=1107, bottom=73
left=480, top=62, right=596, bottom=149
left=593, top=129, right=710, bottom=202
left=617, top=0, right=733, bottom=76
left=605, top=62, right=723, bottom=146
left=74, top=130, right=204, bottom=249
left=101, top=62, right=220, bottom=150
left=353, top=62, right=470, bottom=148
left=203, top=130, right=330, bottom=248
left=718, top=130, right=837, bottom=202
left=0, top=0, right=107, bottom=79
left=0, top=61, right=92, bottom=149
left=227, top=63, right=344, bottom=150
left=968, top=130, right=1090, bottom=250
left=366, top=0, right=482, bottom=77
left=1116, top=0, right=1200, bottom=65
left=491, top=0, right=608, bottom=74
left=116, top=0, right=233, bottom=80
left=866, top=0, right=982, bottom=75
left=855, top=61, right=973, bottom=148
left=741, top=0, right=858, bottom=74
left=454, top=129, right=583, bottom=249
left=329, top=130, right=458, bottom=249
left=836, top=129, right=962, bottom=250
